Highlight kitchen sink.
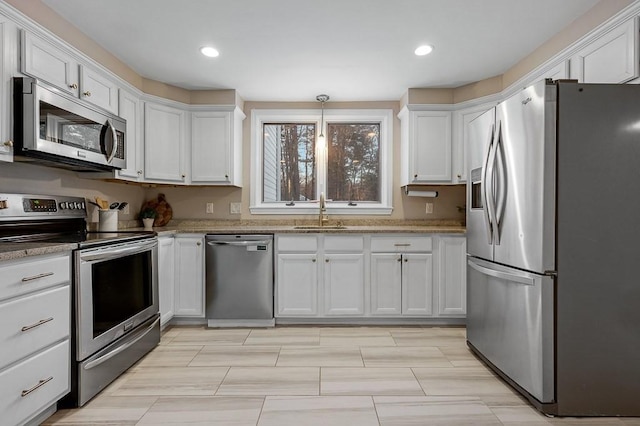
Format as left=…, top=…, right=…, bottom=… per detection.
left=293, top=225, right=347, bottom=230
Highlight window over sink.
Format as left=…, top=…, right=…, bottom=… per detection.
left=251, top=109, right=393, bottom=215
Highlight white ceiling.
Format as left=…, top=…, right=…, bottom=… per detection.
left=42, top=0, right=601, bottom=102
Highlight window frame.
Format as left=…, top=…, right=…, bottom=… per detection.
left=250, top=108, right=393, bottom=215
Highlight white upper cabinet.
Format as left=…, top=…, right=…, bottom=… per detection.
left=116, top=89, right=143, bottom=181
left=452, top=105, right=491, bottom=183
left=144, top=101, right=188, bottom=183
left=570, top=17, right=639, bottom=84
left=0, top=17, right=17, bottom=162
left=399, top=108, right=452, bottom=184
left=78, top=66, right=119, bottom=114
left=190, top=107, right=245, bottom=186
left=21, top=30, right=119, bottom=114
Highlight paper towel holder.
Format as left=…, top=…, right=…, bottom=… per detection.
left=403, top=186, right=438, bottom=198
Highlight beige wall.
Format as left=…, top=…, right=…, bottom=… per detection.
left=2, top=0, right=633, bottom=223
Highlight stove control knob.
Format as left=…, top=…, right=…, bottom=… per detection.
left=59, top=202, right=68, bottom=210
left=0, top=200, right=8, bottom=209
left=73, top=202, right=81, bottom=209
left=80, top=201, right=86, bottom=210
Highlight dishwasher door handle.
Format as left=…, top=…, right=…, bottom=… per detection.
left=207, top=240, right=271, bottom=247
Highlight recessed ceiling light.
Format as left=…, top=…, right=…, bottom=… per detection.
left=414, top=45, right=434, bottom=56
left=200, top=46, right=219, bottom=58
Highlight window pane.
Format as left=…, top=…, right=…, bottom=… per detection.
left=327, top=123, right=380, bottom=202
left=263, top=123, right=316, bottom=202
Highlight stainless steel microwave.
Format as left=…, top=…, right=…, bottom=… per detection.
left=13, top=77, right=126, bottom=171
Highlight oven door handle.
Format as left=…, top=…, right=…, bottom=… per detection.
left=83, top=316, right=160, bottom=370
left=80, top=240, right=157, bottom=262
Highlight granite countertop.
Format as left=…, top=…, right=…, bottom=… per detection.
left=0, top=242, right=77, bottom=262
left=140, top=219, right=466, bottom=236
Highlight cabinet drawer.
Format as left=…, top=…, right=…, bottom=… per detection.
left=371, top=236, right=432, bottom=252
left=0, top=340, right=70, bottom=426
left=0, top=286, right=70, bottom=368
left=0, top=254, right=70, bottom=302
left=277, top=235, right=318, bottom=252
left=324, top=235, right=364, bottom=252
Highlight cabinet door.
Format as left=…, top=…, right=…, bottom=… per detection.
left=452, top=106, right=489, bottom=183
left=158, top=236, right=175, bottom=326
left=370, top=253, right=402, bottom=315
left=410, top=111, right=452, bottom=183
left=174, top=236, right=204, bottom=317
left=323, top=253, right=364, bottom=316
left=276, top=253, right=318, bottom=316
left=117, top=89, right=143, bottom=180
left=144, top=102, right=187, bottom=183
left=191, top=111, right=232, bottom=184
left=438, top=236, right=467, bottom=316
left=21, top=30, right=79, bottom=96
left=570, top=18, right=639, bottom=84
left=0, top=17, right=17, bottom=162
left=79, top=66, right=119, bottom=114
left=402, top=253, right=433, bottom=316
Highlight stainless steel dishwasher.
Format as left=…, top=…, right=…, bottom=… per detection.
left=205, top=234, right=274, bottom=327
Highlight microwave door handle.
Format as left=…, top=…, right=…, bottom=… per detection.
left=105, top=119, right=118, bottom=163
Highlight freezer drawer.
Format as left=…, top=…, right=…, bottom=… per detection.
left=466, top=257, right=554, bottom=403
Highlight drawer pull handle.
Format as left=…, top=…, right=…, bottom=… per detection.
left=21, top=376, right=53, bottom=397
left=394, top=243, right=411, bottom=247
left=21, top=317, right=54, bottom=332
left=21, top=272, right=54, bottom=282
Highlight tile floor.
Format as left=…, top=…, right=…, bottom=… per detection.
left=44, top=326, right=640, bottom=425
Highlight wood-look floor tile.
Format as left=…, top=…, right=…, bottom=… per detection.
left=413, top=367, right=517, bottom=396
left=111, top=366, right=229, bottom=396
left=216, top=366, right=320, bottom=396
left=277, top=346, right=364, bottom=367
left=319, top=326, right=393, bottom=337
left=439, top=345, right=485, bottom=367
left=189, top=345, right=280, bottom=367
left=320, top=335, right=396, bottom=346
left=374, top=395, right=502, bottom=426
left=361, top=346, right=453, bottom=367
left=490, top=405, right=553, bottom=425
left=136, top=396, right=264, bottom=425
left=321, top=367, right=424, bottom=396
left=391, top=330, right=466, bottom=347
left=132, top=345, right=203, bottom=369
left=41, top=396, right=157, bottom=425
left=258, top=396, right=378, bottom=426
left=169, top=328, right=251, bottom=345
left=548, top=418, right=627, bottom=425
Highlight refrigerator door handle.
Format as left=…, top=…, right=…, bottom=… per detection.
left=468, top=257, right=535, bottom=286
left=485, top=122, right=499, bottom=246
left=494, top=120, right=506, bottom=246
left=482, top=124, right=495, bottom=245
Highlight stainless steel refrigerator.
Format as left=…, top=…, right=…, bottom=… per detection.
left=466, top=79, right=640, bottom=416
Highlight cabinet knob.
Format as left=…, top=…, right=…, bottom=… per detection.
left=413, top=173, right=418, bottom=179
left=69, top=83, right=78, bottom=89
left=457, top=174, right=462, bottom=179
left=83, top=90, right=91, bottom=97
left=397, top=258, right=402, bottom=262
left=312, top=259, right=316, bottom=263
left=137, top=170, right=142, bottom=175
left=3, top=140, right=13, bottom=147
left=225, top=174, right=229, bottom=179
left=196, top=242, right=201, bottom=246
left=181, top=174, right=186, bottom=179
left=325, top=259, right=329, bottom=263
left=404, top=258, right=408, bottom=262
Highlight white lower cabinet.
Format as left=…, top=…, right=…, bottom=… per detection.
left=0, top=252, right=71, bottom=426
left=158, top=236, right=175, bottom=326
left=370, top=254, right=402, bottom=315
left=173, top=234, right=204, bottom=317
left=437, top=235, right=467, bottom=316
left=323, top=253, right=364, bottom=315
left=402, top=253, right=433, bottom=316
left=276, top=253, right=318, bottom=316
left=275, top=233, right=463, bottom=321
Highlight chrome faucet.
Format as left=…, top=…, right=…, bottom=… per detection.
left=319, top=192, right=329, bottom=227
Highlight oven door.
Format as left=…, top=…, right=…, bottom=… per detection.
left=75, top=238, right=158, bottom=361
